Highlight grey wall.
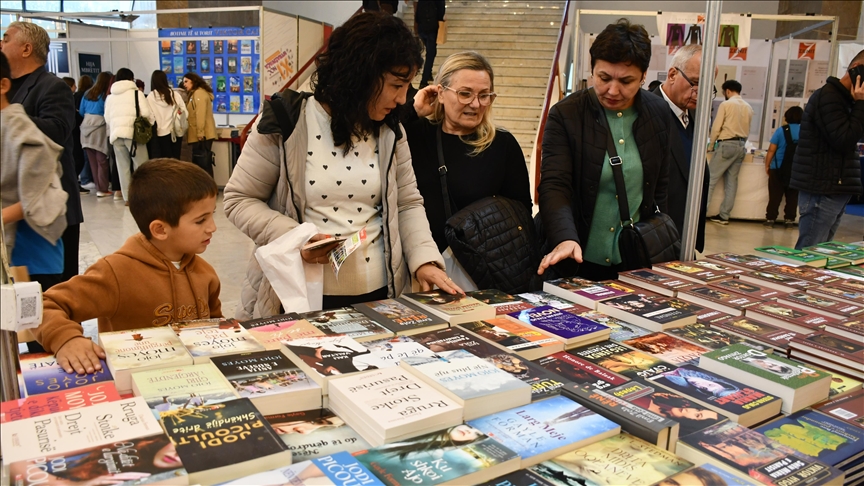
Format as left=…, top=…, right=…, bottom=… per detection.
left=261, top=1, right=360, bottom=27
left=573, top=0, right=780, bottom=40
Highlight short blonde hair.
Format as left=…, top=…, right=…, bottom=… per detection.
left=429, top=51, right=497, bottom=155
left=8, top=21, right=50, bottom=64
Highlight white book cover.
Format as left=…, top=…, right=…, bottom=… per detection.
left=401, top=349, right=531, bottom=401
left=99, top=327, right=193, bottom=391
left=1, top=398, right=161, bottom=463
left=174, top=321, right=265, bottom=360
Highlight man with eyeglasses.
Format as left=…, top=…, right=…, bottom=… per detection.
left=652, top=45, right=713, bottom=252
left=706, top=79, right=754, bottom=225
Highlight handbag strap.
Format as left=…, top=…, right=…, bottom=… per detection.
left=436, top=125, right=454, bottom=219
left=590, top=89, right=633, bottom=227
left=131, top=90, right=141, bottom=157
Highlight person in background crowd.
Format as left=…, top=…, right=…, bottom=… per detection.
left=538, top=18, right=672, bottom=281
left=147, top=70, right=188, bottom=160
left=0, top=21, right=83, bottom=284
left=60, top=75, right=90, bottom=196
left=791, top=49, right=864, bottom=248
left=647, top=80, right=662, bottom=91
left=706, top=79, right=753, bottom=225
left=80, top=71, right=113, bottom=197
left=74, top=75, right=94, bottom=192
left=415, top=0, right=445, bottom=87
left=183, top=71, right=216, bottom=177
left=62, top=76, right=75, bottom=91
left=652, top=44, right=713, bottom=253
left=104, top=67, right=154, bottom=204
left=224, top=12, right=459, bottom=320
left=407, top=51, right=532, bottom=290
left=135, top=78, right=145, bottom=91
left=763, top=106, right=803, bottom=229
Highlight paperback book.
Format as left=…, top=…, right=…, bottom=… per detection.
left=265, top=408, right=372, bottom=460
left=411, top=327, right=569, bottom=401
left=163, top=398, right=292, bottom=485
left=352, top=298, right=448, bottom=336
left=695, top=307, right=737, bottom=325
left=543, top=277, right=630, bottom=309
left=823, top=319, right=864, bottom=341
left=817, top=241, right=864, bottom=253
left=459, top=317, right=565, bottom=359
left=1, top=397, right=161, bottom=463
left=710, top=278, right=786, bottom=300
left=753, top=409, right=864, bottom=470
left=738, top=270, right=818, bottom=293
left=666, top=323, right=771, bottom=351
left=354, top=425, right=520, bottom=486
left=18, top=352, right=113, bottom=397
left=534, top=351, right=630, bottom=391
left=508, top=306, right=610, bottom=348
left=400, top=290, right=495, bottom=324
left=561, top=384, right=680, bottom=451
left=299, top=307, right=392, bottom=342
left=789, top=332, right=864, bottom=379
left=467, top=395, right=620, bottom=467
left=676, top=420, right=844, bottom=486
left=130, top=362, right=238, bottom=422
left=648, top=364, right=782, bottom=426
left=210, top=349, right=323, bottom=415
left=171, top=319, right=265, bottom=363
left=515, top=291, right=592, bottom=314
left=677, top=285, right=761, bottom=316
left=828, top=373, right=863, bottom=399
left=327, top=367, right=463, bottom=445
left=803, top=245, right=864, bottom=265
left=466, top=289, right=536, bottom=315
left=622, top=332, right=710, bottom=366
left=661, top=464, right=760, bottom=486
left=747, top=301, right=839, bottom=335
left=549, top=433, right=693, bottom=485
left=99, top=327, right=193, bottom=394
left=777, top=291, right=864, bottom=321
left=699, top=344, right=832, bottom=414
left=576, top=310, right=652, bottom=342
left=238, top=313, right=325, bottom=349
left=712, top=316, right=799, bottom=353
left=617, top=268, right=695, bottom=297
left=755, top=245, right=829, bottom=266
left=652, top=260, right=741, bottom=284
left=622, top=380, right=727, bottom=437
left=704, top=252, right=778, bottom=272
left=807, top=284, right=864, bottom=306
left=222, top=451, right=385, bottom=486
left=568, top=340, right=678, bottom=380
left=596, top=294, right=697, bottom=332
left=5, top=433, right=185, bottom=486
left=835, top=264, right=864, bottom=280
left=1, top=382, right=120, bottom=424
left=476, top=469, right=559, bottom=486
left=815, top=389, right=864, bottom=430
left=399, top=349, right=533, bottom=420
left=768, top=264, right=843, bottom=285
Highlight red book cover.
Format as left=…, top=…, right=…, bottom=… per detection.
left=677, top=285, right=761, bottom=315
left=0, top=382, right=121, bottom=424
left=617, top=269, right=695, bottom=297
left=790, top=332, right=864, bottom=365
left=824, top=319, right=864, bottom=340
left=712, top=317, right=799, bottom=352
left=767, top=265, right=843, bottom=285
left=748, top=302, right=840, bottom=334
left=694, top=307, right=736, bottom=325
left=835, top=277, right=864, bottom=294
left=704, top=253, right=776, bottom=271
left=808, top=284, right=864, bottom=306
left=777, top=291, right=864, bottom=320
left=739, top=270, right=818, bottom=292
left=815, top=389, right=864, bottom=430
left=652, top=261, right=739, bottom=284
left=534, top=351, right=630, bottom=390
left=710, top=279, right=786, bottom=300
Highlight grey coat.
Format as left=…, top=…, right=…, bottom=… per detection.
left=224, top=95, right=444, bottom=319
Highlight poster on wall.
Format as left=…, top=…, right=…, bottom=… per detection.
left=262, top=10, right=298, bottom=95
left=739, top=66, right=766, bottom=100
left=78, top=53, right=101, bottom=77
left=657, top=13, right=752, bottom=49
left=158, top=27, right=260, bottom=115
left=805, top=61, right=828, bottom=97
left=775, top=59, right=807, bottom=98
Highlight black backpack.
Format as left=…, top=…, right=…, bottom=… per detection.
left=778, top=125, right=798, bottom=187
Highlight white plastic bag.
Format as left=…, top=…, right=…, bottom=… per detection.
left=255, top=222, right=323, bottom=313
left=441, top=247, right=478, bottom=291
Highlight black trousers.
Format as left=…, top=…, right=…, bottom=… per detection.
left=766, top=170, right=799, bottom=221
left=190, top=139, right=214, bottom=178
left=148, top=133, right=183, bottom=160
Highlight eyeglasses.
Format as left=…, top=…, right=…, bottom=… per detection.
left=675, top=67, right=717, bottom=99
left=441, top=85, right=497, bottom=106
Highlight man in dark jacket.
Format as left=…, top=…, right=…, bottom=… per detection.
left=415, top=0, right=445, bottom=87
left=791, top=49, right=864, bottom=249
left=1, top=22, right=83, bottom=283
left=652, top=44, right=711, bottom=253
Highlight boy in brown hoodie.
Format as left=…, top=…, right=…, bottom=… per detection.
left=35, top=158, right=222, bottom=375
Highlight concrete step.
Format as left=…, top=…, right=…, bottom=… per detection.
left=494, top=104, right=543, bottom=118
left=443, top=18, right=564, bottom=29
left=490, top=64, right=553, bottom=77
left=495, top=116, right=542, bottom=130
left=492, top=84, right=547, bottom=97
left=446, top=26, right=559, bottom=36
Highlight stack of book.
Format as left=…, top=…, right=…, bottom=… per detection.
left=171, top=318, right=265, bottom=364
left=789, top=332, right=864, bottom=381
left=543, top=277, right=631, bottom=309
left=507, top=305, right=611, bottom=349
left=596, top=293, right=697, bottom=332
left=400, top=289, right=496, bottom=324
left=466, top=289, right=536, bottom=315
left=18, top=352, right=114, bottom=397
left=98, top=326, right=191, bottom=394
left=459, top=317, right=565, bottom=359
left=131, top=362, right=238, bottom=419
left=352, top=298, right=448, bottom=336
left=755, top=245, right=830, bottom=267
left=299, top=307, right=393, bottom=342
left=238, top=313, right=325, bottom=349
left=264, top=408, right=371, bottom=460
left=652, top=260, right=742, bottom=284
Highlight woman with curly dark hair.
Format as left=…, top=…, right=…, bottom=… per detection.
left=225, top=12, right=462, bottom=318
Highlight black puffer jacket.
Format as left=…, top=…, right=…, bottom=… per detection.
left=789, top=77, right=864, bottom=195
left=539, top=88, right=672, bottom=250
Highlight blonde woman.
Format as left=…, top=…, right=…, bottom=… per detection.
left=407, top=51, right=532, bottom=289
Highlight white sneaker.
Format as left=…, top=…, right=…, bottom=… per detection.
left=82, top=182, right=96, bottom=191
left=96, top=191, right=113, bottom=198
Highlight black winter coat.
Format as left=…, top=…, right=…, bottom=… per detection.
left=539, top=88, right=672, bottom=251
left=789, top=77, right=864, bottom=195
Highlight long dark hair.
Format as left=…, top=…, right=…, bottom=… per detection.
left=184, top=71, right=212, bottom=94
left=150, top=70, right=175, bottom=106
left=115, top=67, right=134, bottom=82
left=76, top=74, right=93, bottom=94
left=312, top=11, right=422, bottom=155
left=85, top=71, right=113, bottom=101
left=380, top=426, right=486, bottom=460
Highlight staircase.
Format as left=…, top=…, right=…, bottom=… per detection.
left=402, top=0, right=565, bottom=162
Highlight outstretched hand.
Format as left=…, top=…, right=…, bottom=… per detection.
left=537, top=240, right=583, bottom=275
left=55, top=337, right=106, bottom=374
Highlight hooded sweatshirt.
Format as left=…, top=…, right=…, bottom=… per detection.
left=104, top=80, right=155, bottom=143
left=36, top=233, right=222, bottom=353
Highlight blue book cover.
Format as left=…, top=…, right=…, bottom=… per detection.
left=222, top=451, right=385, bottom=485
left=508, top=306, right=608, bottom=341
left=401, top=349, right=530, bottom=401
left=467, top=395, right=620, bottom=463
left=173, top=57, right=184, bottom=74
left=20, top=353, right=113, bottom=396
left=754, top=409, right=864, bottom=468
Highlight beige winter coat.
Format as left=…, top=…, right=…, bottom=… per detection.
left=223, top=96, right=443, bottom=320
left=185, top=88, right=217, bottom=142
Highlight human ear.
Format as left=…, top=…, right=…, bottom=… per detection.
left=149, top=220, right=170, bottom=241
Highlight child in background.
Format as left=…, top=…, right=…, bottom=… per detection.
left=0, top=51, right=68, bottom=285
left=35, top=159, right=222, bottom=375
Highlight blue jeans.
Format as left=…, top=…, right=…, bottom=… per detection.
left=419, top=32, right=437, bottom=86
left=79, top=150, right=93, bottom=185
left=795, top=191, right=852, bottom=249
left=707, top=140, right=746, bottom=220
